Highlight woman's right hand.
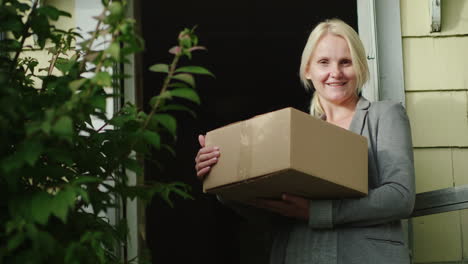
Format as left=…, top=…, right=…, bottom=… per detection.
left=194, top=134, right=220, bottom=181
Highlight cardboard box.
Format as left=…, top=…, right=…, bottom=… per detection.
left=203, top=107, right=368, bottom=202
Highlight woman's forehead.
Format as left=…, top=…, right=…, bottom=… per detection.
left=312, top=34, right=351, bottom=57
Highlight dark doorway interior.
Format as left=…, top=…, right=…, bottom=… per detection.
left=141, top=1, right=357, bottom=264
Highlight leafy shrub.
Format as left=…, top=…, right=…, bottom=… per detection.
left=0, top=0, right=212, bottom=263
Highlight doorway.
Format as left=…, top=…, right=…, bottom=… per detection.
left=140, top=1, right=358, bottom=263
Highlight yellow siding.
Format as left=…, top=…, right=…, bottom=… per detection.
left=24, top=0, right=75, bottom=47
left=401, top=0, right=468, bottom=36
left=406, top=91, right=468, bottom=147
left=401, top=0, right=468, bottom=262
left=412, top=211, right=463, bottom=263
left=462, top=209, right=468, bottom=259
left=48, top=0, right=76, bottom=30
left=413, top=149, right=453, bottom=193
left=403, top=37, right=468, bottom=91
left=21, top=0, right=76, bottom=82
left=453, top=149, right=468, bottom=186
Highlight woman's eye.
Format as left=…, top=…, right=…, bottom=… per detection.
left=341, top=59, right=352, bottom=65
left=318, top=60, right=328, bottom=64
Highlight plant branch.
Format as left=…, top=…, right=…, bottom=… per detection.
left=9, top=0, right=39, bottom=78
left=47, top=51, right=61, bottom=76
left=142, top=53, right=181, bottom=129
left=79, top=9, right=106, bottom=72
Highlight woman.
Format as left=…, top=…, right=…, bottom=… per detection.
left=195, top=19, right=415, bottom=264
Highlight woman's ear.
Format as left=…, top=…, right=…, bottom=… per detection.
left=304, top=62, right=312, bottom=79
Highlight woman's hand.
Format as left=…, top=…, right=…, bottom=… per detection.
left=250, top=193, right=310, bottom=221
left=194, top=134, right=220, bottom=180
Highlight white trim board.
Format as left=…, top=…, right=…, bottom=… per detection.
left=357, top=0, right=406, bottom=106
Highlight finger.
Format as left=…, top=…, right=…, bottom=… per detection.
left=198, top=134, right=205, bottom=147
left=282, top=193, right=307, bottom=206
left=196, top=146, right=220, bottom=159
left=197, top=151, right=220, bottom=163
left=195, top=157, right=218, bottom=171
left=197, top=166, right=211, bottom=180
left=282, top=194, right=310, bottom=220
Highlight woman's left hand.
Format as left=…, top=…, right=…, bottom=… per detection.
left=249, top=193, right=310, bottom=221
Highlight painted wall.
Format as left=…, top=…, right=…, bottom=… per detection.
left=400, top=0, right=468, bottom=262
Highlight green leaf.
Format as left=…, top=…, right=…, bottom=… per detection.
left=55, top=57, right=75, bottom=74
left=106, top=2, right=123, bottom=23
left=169, top=88, right=200, bottom=104
left=93, top=71, right=112, bottom=86
left=106, top=42, right=120, bottom=60
left=141, top=130, right=161, bottom=149
left=156, top=184, right=174, bottom=207
left=75, top=188, right=90, bottom=203
left=33, top=230, right=56, bottom=256
left=0, top=39, right=22, bottom=51
left=51, top=188, right=76, bottom=222
left=21, top=140, right=43, bottom=166
left=148, top=96, right=160, bottom=108
left=52, top=116, right=73, bottom=140
left=30, top=14, right=51, bottom=48
left=160, top=104, right=196, bottom=117
left=149, top=64, right=169, bottom=73
left=31, top=192, right=52, bottom=225
left=72, top=176, right=102, bottom=185
left=12, top=2, right=31, bottom=12
left=175, top=66, right=214, bottom=77
left=90, top=95, right=106, bottom=111
left=25, top=121, right=42, bottom=136
left=37, top=6, right=71, bottom=21
left=110, top=114, right=133, bottom=127
left=171, top=73, right=195, bottom=87
left=148, top=91, right=172, bottom=108
left=124, top=158, right=142, bottom=176
left=2, top=18, right=23, bottom=32
left=168, top=82, right=189, bottom=89
left=41, top=120, right=52, bottom=134
left=171, top=185, right=194, bottom=200
left=153, top=114, right=177, bottom=136
left=109, top=2, right=123, bottom=17
left=137, top=111, right=148, bottom=120
left=7, top=233, right=25, bottom=251
left=69, top=78, right=87, bottom=91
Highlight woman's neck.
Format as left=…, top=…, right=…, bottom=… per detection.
left=320, top=95, right=358, bottom=129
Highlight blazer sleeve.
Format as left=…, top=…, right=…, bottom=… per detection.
left=309, top=103, right=415, bottom=229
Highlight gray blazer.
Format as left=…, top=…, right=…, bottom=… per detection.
left=221, top=97, right=415, bottom=264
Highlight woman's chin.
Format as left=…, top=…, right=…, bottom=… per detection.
left=321, top=94, right=356, bottom=105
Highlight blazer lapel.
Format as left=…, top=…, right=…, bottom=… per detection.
left=349, top=96, right=370, bottom=135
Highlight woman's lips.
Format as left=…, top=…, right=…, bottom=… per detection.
left=326, top=82, right=347, bottom=86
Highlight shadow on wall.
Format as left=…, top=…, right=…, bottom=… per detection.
left=441, top=0, right=466, bottom=32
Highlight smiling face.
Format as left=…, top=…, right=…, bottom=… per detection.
left=305, top=33, right=358, bottom=107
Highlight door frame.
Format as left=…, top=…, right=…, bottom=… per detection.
left=357, top=0, right=406, bottom=104
left=124, top=0, right=410, bottom=261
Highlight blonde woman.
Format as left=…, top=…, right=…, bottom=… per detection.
left=195, top=19, right=415, bottom=264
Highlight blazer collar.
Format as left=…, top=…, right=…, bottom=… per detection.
left=349, top=96, right=370, bottom=135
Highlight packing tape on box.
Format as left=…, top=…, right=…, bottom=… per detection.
left=237, top=113, right=274, bottom=181
left=238, top=119, right=253, bottom=181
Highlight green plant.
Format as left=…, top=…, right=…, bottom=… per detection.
left=0, top=0, right=213, bottom=263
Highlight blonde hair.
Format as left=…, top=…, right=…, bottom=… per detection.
left=299, top=19, right=369, bottom=117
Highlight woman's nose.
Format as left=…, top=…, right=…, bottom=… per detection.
left=330, top=64, right=343, bottom=78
